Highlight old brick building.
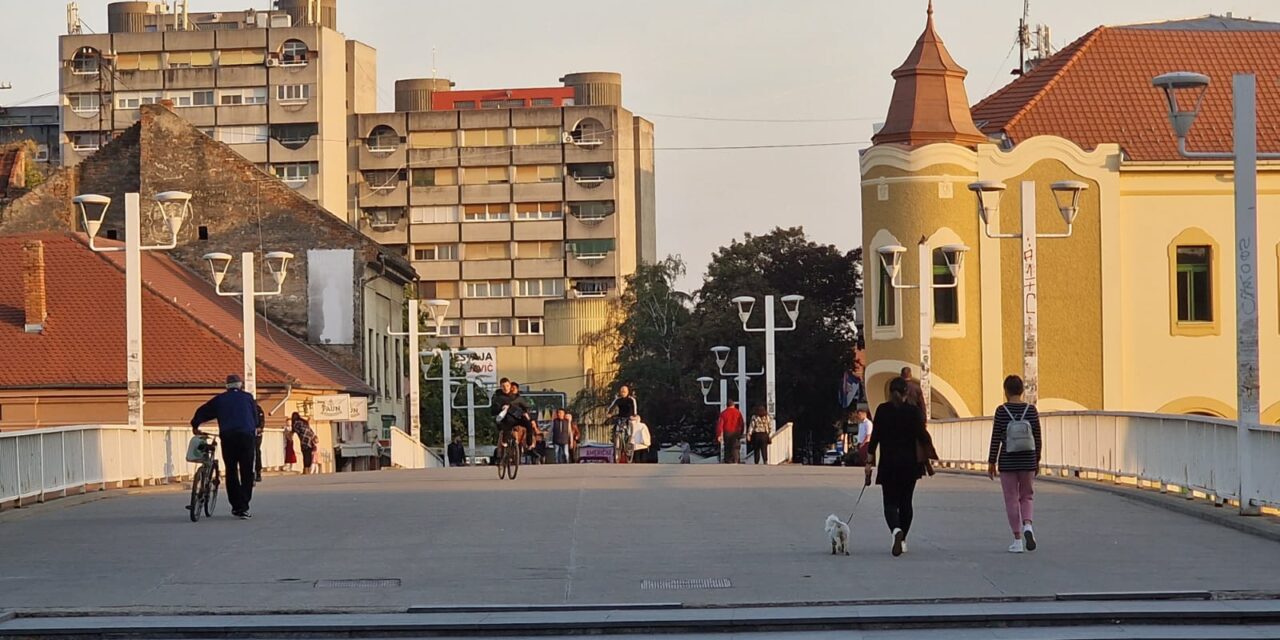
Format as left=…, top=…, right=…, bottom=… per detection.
left=0, top=104, right=416, bottom=432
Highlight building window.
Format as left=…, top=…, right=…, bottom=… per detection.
left=514, top=165, right=563, bottom=184
left=167, top=51, right=214, bottom=68
left=192, top=90, right=215, bottom=106
left=471, top=318, right=513, bottom=336
left=68, top=93, right=101, bottom=114
left=465, top=281, right=512, bottom=298
left=1176, top=246, right=1212, bottom=323
left=363, top=169, right=404, bottom=190
left=516, top=318, right=544, bottom=335
left=421, top=281, right=460, bottom=300
left=453, top=100, right=476, bottom=110
left=219, top=87, right=268, bottom=105
left=280, top=39, right=309, bottom=65
left=532, top=98, right=554, bottom=107
left=219, top=49, right=266, bottom=66
left=461, top=128, right=508, bottom=147
left=516, top=241, right=564, bottom=259
left=413, top=244, right=459, bottom=261
left=410, top=206, right=459, bottom=224
left=364, top=208, right=405, bottom=229
left=463, top=203, right=511, bottom=222
left=366, top=125, right=399, bottom=152
left=410, top=168, right=457, bottom=187
left=436, top=319, right=462, bottom=336
left=568, top=162, right=614, bottom=186
left=270, top=123, right=317, bottom=148
left=516, top=278, right=565, bottom=297
left=565, top=239, right=616, bottom=258
left=933, top=248, right=959, bottom=325
left=116, top=92, right=162, bottom=110
left=115, top=52, right=161, bottom=71
left=480, top=100, right=503, bottom=109
left=464, top=242, right=512, bottom=260
left=276, top=84, right=312, bottom=103
left=876, top=261, right=897, bottom=328
left=514, top=127, right=561, bottom=146
left=569, top=201, right=615, bottom=221
left=462, top=166, right=510, bottom=185
left=70, top=132, right=104, bottom=151
left=383, top=336, right=391, bottom=399
left=272, top=162, right=318, bottom=185
left=573, top=278, right=614, bottom=297
left=217, top=125, right=269, bottom=145
left=515, top=202, right=563, bottom=221
left=408, top=130, right=455, bottom=149
left=70, top=48, right=100, bottom=75
left=570, top=118, right=606, bottom=146
left=395, top=339, right=403, bottom=400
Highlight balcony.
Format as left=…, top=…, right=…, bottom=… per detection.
left=409, top=223, right=460, bottom=244
left=460, top=146, right=510, bottom=167
left=512, top=109, right=563, bottom=127
left=412, top=260, right=460, bottom=281
left=570, top=278, right=617, bottom=299
left=358, top=216, right=408, bottom=246
left=512, top=181, right=564, bottom=203
left=216, top=66, right=268, bottom=88
left=564, top=139, right=614, bottom=164
left=230, top=143, right=268, bottom=164
left=359, top=145, right=406, bottom=170
left=268, top=97, right=319, bottom=124
left=461, top=298, right=514, bottom=318
left=175, top=106, right=217, bottom=127
left=268, top=135, right=320, bottom=160
left=460, top=222, right=511, bottom=243
left=410, top=185, right=460, bottom=206
left=358, top=179, right=409, bottom=205
left=513, top=220, right=564, bottom=242
left=115, top=69, right=164, bottom=90
left=461, top=260, right=513, bottom=280
left=164, top=67, right=217, bottom=90
left=512, top=144, right=563, bottom=165
left=217, top=104, right=269, bottom=126
left=567, top=254, right=617, bottom=278
left=288, top=174, right=320, bottom=200
left=408, top=147, right=460, bottom=168
left=566, top=213, right=615, bottom=240
left=459, top=109, right=511, bottom=129
left=461, top=183, right=511, bottom=203
left=513, top=259, right=565, bottom=279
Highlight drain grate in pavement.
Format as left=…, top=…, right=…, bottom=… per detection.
left=641, top=578, right=732, bottom=591
left=314, top=578, right=401, bottom=589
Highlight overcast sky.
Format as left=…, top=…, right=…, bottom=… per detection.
left=2, top=0, right=1274, bottom=290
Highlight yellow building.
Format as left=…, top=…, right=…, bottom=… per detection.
left=862, top=9, right=1280, bottom=422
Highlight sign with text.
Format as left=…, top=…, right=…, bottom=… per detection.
left=349, top=396, right=369, bottom=422
left=463, top=348, right=499, bottom=388
left=312, top=394, right=350, bottom=422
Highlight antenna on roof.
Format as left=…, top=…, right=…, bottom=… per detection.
left=67, top=2, right=82, bottom=35
left=1016, top=0, right=1030, bottom=75
left=431, top=46, right=438, bottom=81
left=1013, top=1, right=1054, bottom=76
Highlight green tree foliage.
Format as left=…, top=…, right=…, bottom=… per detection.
left=417, top=342, right=498, bottom=449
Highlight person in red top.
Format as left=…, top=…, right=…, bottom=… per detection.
left=715, top=399, right=745, bottom=464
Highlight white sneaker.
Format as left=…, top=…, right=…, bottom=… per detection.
left=891, top=528, right=905, bottom=557
left=1023, top=527, right=1037, bottom=551
left=1008, top=538, right=1025, bottom=553
left=900, top=540, right=908, bottom=554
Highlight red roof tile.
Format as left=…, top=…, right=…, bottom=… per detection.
left=971, top=18, right=1280, bottom=161
left=0, top=233, right=372, bottom=395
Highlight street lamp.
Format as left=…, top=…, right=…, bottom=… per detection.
left=202, top=251, right=293, bottom=399
left=696, top=375, right=729, bottom=414
left=422, top=341, right=474, bottom=468
left=74, top=191, right=190, bottom=485
left=968, top=179, right=1088, bottom=406
left=387, top=298, right=449, bottom=437
left=1152, top=70, right=1273, bottom=516
left=449, top=376, right=494, bottom=465
left=711, top=345, right=764, bottom=412
left=878, top=241, right=968, bottom=420
left=730, top=294, right=802, bottom=427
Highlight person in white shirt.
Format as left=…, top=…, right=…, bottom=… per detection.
left=855, top=407, right=873, bottom=447
left=630, top=415, right=651, bottom=463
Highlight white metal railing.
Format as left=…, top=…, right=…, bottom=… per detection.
left=388, top=428, right=442, bottom=469
left=0, top=424, right=288, bottom=508
left=930, top=411, right=1280, bottom=510
left=766, top=421, right=794, bottom=465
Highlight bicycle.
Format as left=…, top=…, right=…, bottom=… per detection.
left=611, top=418, right=633, bottom=464
left=186, top=433, right=220, bottom=522
left=497, top=427, right=521, bottom=480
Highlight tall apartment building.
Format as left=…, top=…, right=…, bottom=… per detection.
left=354, top=72, right=658, bottom=348
left=57, top=0, right=364, bottom=220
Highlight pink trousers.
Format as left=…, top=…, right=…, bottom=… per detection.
left=1000, top=471, right=1035, bottom=534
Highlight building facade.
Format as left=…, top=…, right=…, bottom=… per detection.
left=58, top=0, right=364, bottom=221
left=0, top=106, right=60, bottom=166
left=862, top=9, right=1280, bottom=423
left=354, top=72, right=657, bottom=348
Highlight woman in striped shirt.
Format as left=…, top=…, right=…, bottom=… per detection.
left=987, top=375, right=1043, bottom=553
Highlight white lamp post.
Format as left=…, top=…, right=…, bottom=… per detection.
left=730, top=295, right=803, bottom=428
left=450, top=375, right=494, bottom=465
left=968, top=179, right=1088, bottom=406
left=878, top=241, right=968, bottom=420
left=422, top=343, right=474, bottom=468
left=75, top=191, right=190, bottom=485
left=202, top=251, right=293, bottom=399
left=696, top=375, right=729, bottom=414
left=387, top=299, right=449, bottom=437
left=1152, top=71, right=1271, bottom=516
left=711, top=345, right=764, bottom=412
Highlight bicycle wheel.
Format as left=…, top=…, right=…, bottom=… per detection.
left=203, top=460, right=219, bottom=517
left=498, top=443, right=508, bottom=479
left=509, top=444, right=520, bottom=480
left=188, top=466, right=205, bottom=522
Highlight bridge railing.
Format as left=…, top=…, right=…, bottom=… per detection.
left=930, top=411, right=1280, bottom=510
left=0, top=424, right=288, bottom=509
left=388, top=427, right=442, bottom=469
left=766, top=422, right=793, bottom=464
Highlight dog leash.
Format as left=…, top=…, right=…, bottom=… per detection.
left=845, top=484, right=867, bottom=524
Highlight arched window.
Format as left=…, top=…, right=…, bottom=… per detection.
left=570, top=118, right=606, bottom=146
left=366, top=125, right=399, bottom=152
left=70, top=48, right=100, bottom=75
left=280, top=40, right=309, bottom=65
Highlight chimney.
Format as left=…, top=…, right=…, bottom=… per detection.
left=22, top=240, right=48, bottom=333
left=159, top=98, right=176, bottom=111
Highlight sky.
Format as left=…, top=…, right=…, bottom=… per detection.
left=2, top=0, right=1276, bottom=291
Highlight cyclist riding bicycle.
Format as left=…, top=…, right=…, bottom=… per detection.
left=491, top=377, right=537, bottom=456
left=608, top=385, right=638, bottom=462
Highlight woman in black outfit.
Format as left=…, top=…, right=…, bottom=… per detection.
left=864, top=377, right=934, bottom=557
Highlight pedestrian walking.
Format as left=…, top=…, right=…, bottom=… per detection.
left=630, top=415, right=651, bottom=463
left=447, top=434, right=467, bottom=467
left=988, top=374, right=1043, bottom=553
left=853, top=407, right=873, bottom=466
left=568, top=412, right=581, bottom=463
left=748, top=404, right=772, bottom=464
left=291, top=411, right=319, bottom=475
left=190, top=374, right=262, bottom=519
left=899, top=367, right=927, bottom=417
left=714, top=399, right=745, bottom=464
left=551, top=408, right=573, bottom=464
left=864, top=377, right=936, bottom=557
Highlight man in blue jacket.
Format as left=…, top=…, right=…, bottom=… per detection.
left=191, top=374, right=263, bottom=519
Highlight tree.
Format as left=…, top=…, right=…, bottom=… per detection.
left=688, top=227, right=861, bottom=460
left=418, top=342, right=498, bottom=450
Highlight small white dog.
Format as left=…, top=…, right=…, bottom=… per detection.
left=825, top=514, right=850, bottom=556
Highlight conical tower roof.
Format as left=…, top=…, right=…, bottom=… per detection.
left=872, top=1, right=988, bottom=147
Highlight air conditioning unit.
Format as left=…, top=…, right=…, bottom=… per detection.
left=265, top=58, right=281, bottom=67
left=561, top=131, right=574, bottom=144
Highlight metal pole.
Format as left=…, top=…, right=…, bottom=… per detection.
left=736, top=346, right=749, bottom=411
left=406, top=300, right=420, bottom=437
left=918, top=240, right=933, bottom=421
left=125, top=193, right=144, bottom=485
left=764, top=295, right=777, bottom=429
left=467, top=381, right=477, bottom=465
left=1232, top=74, right=1260, bottom=516
left=441, top=352, right=452, bottom=468
left=241, top=252, right=257, bottom=399
left=718, top=378, right=728, bottom=415
left=1021, top=181, right=1039, bottom=405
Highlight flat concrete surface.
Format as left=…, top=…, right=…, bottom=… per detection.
left=2, top=465, right=1280, bottom=613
